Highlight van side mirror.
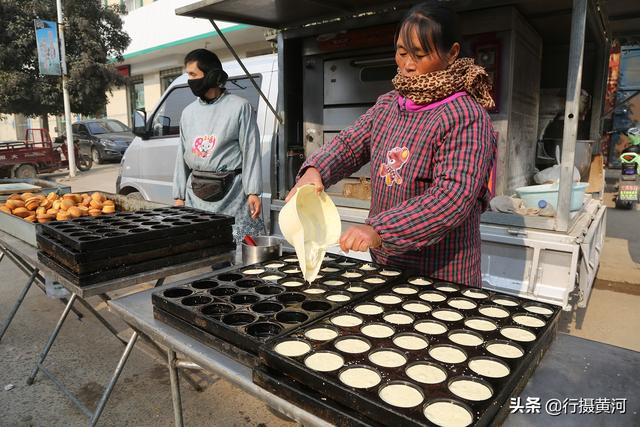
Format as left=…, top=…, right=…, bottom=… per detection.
left=132, top=108, right=150, bottom=139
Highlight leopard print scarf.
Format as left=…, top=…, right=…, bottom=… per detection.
left=392, top=57, right=495, bottom=109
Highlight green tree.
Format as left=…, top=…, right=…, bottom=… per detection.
left=0, top=0, right=130, bottom=127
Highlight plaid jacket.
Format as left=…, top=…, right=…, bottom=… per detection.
left=299, top=90, right=496, bottom=287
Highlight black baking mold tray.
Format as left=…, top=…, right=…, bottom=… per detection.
left=38, top=243, right=234, bottom=287
left=36, top=229, right=232, bottom=274
left=37, top=206, right=234, bottom=251
left=259, top=279, right=561, bottom=427
left=253, top=366, right=384, bottom=427
left=151, top=254, right=404, bottom=359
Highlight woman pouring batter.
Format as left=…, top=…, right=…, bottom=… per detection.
left=286, top=2, right=496, bottom=287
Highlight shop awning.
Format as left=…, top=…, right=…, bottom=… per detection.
left=176, top=0, right=640, bottom=40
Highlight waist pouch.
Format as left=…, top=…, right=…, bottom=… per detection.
left=191, top=168, right=242, bottom=202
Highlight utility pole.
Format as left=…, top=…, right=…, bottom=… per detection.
left=56, top=0, right=76, bottom=177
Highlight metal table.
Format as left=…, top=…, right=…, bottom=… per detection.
left=109, top=285, right=332, bottom=427
left=30, top=252, right=232, bottom=427
left=110, top=287, right=640, bottom=427
left=0, top=226, right=233, bottom=427
left=0, top=230, right=84, bottom=341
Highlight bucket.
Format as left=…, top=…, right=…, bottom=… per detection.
left=515, top=182, right=588, bottom=211
left=241, top=236, right=282, bottom=265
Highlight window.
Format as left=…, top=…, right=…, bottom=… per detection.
left=123, top=0, right=143, bottom=12
left=87, top=120, right=130, bottom=135
left=149, top=75, right=262, bottom=138
left=160, top=67, right=183, bottom=92
left=128, top=75, right=144, bottom=127
left=225, top=75, right=262, bottom=112
left=77, top=124, right=89, bottom=135
left=150, top=86, right=193, bottom=137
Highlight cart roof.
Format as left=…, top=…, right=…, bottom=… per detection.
left=176, top=0, right=640, bottom=40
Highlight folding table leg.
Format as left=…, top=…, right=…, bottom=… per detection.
left=75, top=297, right=127, bottom=345
left=88, top=331, right=139, bottom=427
left=168, top=349, right=184, bottom=427
left=27, top=292, right=77, bottom=385
left=0, top=268, right=38, bottom=342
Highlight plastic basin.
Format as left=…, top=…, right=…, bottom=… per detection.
left=515, top=183, right=588, bottom=211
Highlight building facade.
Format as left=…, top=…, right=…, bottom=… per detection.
left=0, top=0, right=271, bottom=141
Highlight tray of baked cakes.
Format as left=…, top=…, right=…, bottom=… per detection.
left=0, top=190, right=235, bottom=286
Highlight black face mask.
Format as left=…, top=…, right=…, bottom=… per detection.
left=188, top=77, right=211, bottom=100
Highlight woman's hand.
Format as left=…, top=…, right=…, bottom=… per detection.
left=248, top=195, right=261, bottom=219
left=174, top=199, right=185, bottom=207
left=339, top=225, right=382, bottom=253
left=285, top=167, right=324, bottom=202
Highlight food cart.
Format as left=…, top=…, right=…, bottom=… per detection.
left=174, top=0, right=640, bottom=311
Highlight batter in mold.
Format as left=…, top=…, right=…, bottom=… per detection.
left=281, top=280, right=304, bottom=287
left=462, top=289, right=488, bottom=299
left=342, top=271, right=363, bottom=279
left=369, top=350, right=407, bottom=368
left=303, top=288, right=326, bottom=294
left=429, top=345, right=467, bottom=364
left=242, top=268, right=265, bottom=275
left=478, top=306, right=509, bottom=318
left=500, top=327, right=536, bottom=342
left=274, top=340, right=311, bottom=357
left=339, top=367, right=381, bottom=389
left=406, top=363, right=447, bottom=384
left=304, top=327, right=338, bottom=341
left=334, top=337, right=370, bottom=353
left=403, top=302, right=432, bottom=313
left=331, top=314, right=362, bottom=327
left=448, top=378, right=493, bottom=401
left=383, top=313, right=414, bottom=324
left=448, top=331, right=483, bottom=346
left=354, top=304, right=384, bottom=315
left=513, top=314, right=546, bottom=328
left=486, top=342, right=524, bottom=358
left=447, top=299, right=477, bottom=310
left=409, top=277, right=432, bottom=286
left=375, top=294, right=402, bottom=305
left=415, top=320, right=447, bottom=335
left=361, top=324, right=395, bottom=338
left=327, top=293, right=351, bottom=302
left=393, top=335, right=428, bottom=350
left=378, top=383, right=424, bottom=408
left=492, top=297, right=519, bottom=307
left=432, top=309, right=463, bottom=322
left=304, top=351, right=344, bottom=372
left=464, top=318, right=497, bottom=331
left=419, top=291, right=446, bottom=302
left=424, top=400, right=473, bottom=427
left=468, top=358, right=510, bottom=378
left=524, top=304, right=553, bottom=316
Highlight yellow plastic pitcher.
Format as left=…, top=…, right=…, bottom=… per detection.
left=278, top=184, right=341, bottom=283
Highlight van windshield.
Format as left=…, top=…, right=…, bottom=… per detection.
left=150, top=75, right=262, bottom=137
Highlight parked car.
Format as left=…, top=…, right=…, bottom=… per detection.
left=59, top=119, right=135, bottom=164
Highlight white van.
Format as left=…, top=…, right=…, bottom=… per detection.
left=116, top=53, right=279, bottom=220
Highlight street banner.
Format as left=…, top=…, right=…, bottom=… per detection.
left=34, top=19, right=62, bottom=76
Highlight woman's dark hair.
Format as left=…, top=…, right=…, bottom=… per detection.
left=395, top=1, right=462, bottom=58
left=184, top=48, right=223, bottom=73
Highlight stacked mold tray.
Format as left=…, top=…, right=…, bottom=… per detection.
left=152, top=253, right=405, bottom=365
left=258, top=277, right=561, bottom=427
left=36, top=206, right=234, bottom=286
